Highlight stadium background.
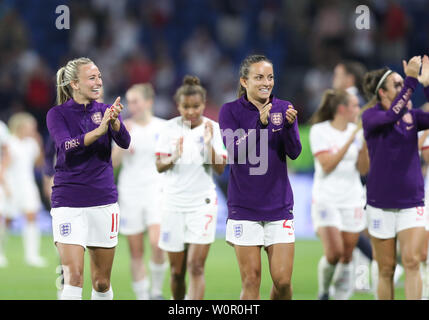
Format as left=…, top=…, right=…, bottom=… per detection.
left=0, top=0, right=428, bottom=300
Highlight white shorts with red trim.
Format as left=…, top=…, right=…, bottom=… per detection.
left=158, top=193, right=218, bottom=252
left=311, top=203, right=366, bottom=233
left=367, top=204, right=427, bottom=239
left=225, top=219, right=295, bottom=247
left=50, top=203, right=120, bottom=248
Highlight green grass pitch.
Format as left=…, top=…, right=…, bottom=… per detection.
left=0, top=235, right=406, bottom=300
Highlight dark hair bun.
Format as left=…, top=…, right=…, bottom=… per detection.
left=183, top=75, right=201, bottom=86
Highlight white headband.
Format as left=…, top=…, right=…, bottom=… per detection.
left=374, top=70, right=393, bottom=95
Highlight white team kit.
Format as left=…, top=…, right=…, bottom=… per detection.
left=155, top=116, right=227, bottom=252
left=117, top=117, right=166, bottom=235
left=419, top=132, right=429, bottom=231
left=3, top=135, right=42, bottom=218
left=309, top=121, right=366, bottom=233
left=0, top=121, right=10, bottom=215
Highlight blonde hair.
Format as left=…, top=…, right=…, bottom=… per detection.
left=126, top=83, right=155, bottom=101
left=8, top=112, right=36, bottom=135
left=56, top=57, right=94, bottom=105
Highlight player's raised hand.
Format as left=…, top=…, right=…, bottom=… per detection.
left=204, top=121, right=214, bottom=145
left=172, top=136, right=184, bottom=163
left=109, top=97, right=122, bottom=122
left=418, top=55, right=429, bottom=87
left=259, top=103, right=272, bottom=125
left=403, top=55, right=422, bottom=79
left=285, top=105, right=298, bottom=125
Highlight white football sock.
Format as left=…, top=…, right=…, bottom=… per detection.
left=332, top=262, right=354, bottom=300
left=317, top=256, right=336, bottom=296
left=132, top=278, right=150, bottom=300
left=91, top=286, right=114, bottom=300
left=61, top=285, right=82, bottom=300
left=149, top=261, right=167, bottom=297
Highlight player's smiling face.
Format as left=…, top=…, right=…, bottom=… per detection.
left=71, top=63, right=103, bottom=103
left=241, top=61, right=274, bottom=104
left=178, top=94, right=205, bottom=128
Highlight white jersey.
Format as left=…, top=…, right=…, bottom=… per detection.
left=117, top=117, right=166, bottom=195
left=0, top=121, right=9, bottom=169
left=4, top=135, right=42, bottom=215
left=310, top=120, right=364, bottom=208
left=155, top=116, right=227, bottom=210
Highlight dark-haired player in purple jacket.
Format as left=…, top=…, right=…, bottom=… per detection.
left=362, top=55, right=429, bottom=300
left=219, top=55, right=301, bottom=300
left=46, top=57, right=130, bottom=300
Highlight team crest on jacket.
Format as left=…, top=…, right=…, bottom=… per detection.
left=91, top=112, right=102, bottom=125
left=270, top=113, right=283, bottom=126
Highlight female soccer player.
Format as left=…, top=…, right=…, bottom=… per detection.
left=309, top=89, right=369, bottom=300
left=46, top=57, right=130, bottom=300
left=3, top=112, right=46, bottom=267
left=112, top=83, right=167, bottom=300
left=155, top=76, right=227, bottom=300
left=362, top=55, right=429, bottom=300
left=219, top=54, right=302, bottom=300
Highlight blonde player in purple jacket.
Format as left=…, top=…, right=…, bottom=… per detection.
left=47, top=57, right=130, bottom=300
left=362, top=55, right=429, bottom=300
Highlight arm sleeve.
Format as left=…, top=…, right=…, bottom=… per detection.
left=212, top=122, right=228, bottom=160
left=155, top=129, right=172, bottom=157
left=362, top=76, right=418, bottom=134
left=309, top=125, right=330, bottom=156
left=414, top=109, right=429, bottom=131
left=109, top=114, right=131, bottom=149
left=281, top=104, right=302, bottom=160
left=46, top=108, right=86, bottom=157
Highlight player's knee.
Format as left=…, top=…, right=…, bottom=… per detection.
left=273, top=277, right=292, bottom=293
left=402, top=253, right=420, bottom=271
left=242, top=270, right=261, bottom=289
left=93, top=278, right=110, bottom=293
left=187, top=260, right=205, bottom=277
left=378, top=263, right=395, bottom=279
left=67, top=270, right=84, bottom=287
left=326, top=250, right=342, bottom=265
left=170, top=265, right=186, bottom=281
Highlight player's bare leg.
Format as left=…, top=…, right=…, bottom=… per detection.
left=88, top=246, right=115, bottom=299
left=186, top=243, right=210, bottom=300
left=398, top=227, right=426, bottom=300
left=57, top=243, right=85, bottom=286
left=370, top=237, right=396, bottom=299
left=168, top=250, right=187, bottom=299
left=234, top=245, right=262, bottom=299
left=127, top=233, right=149, bottom=299
left=267, top=243, right=294, bottom=300
left=148, top=224, right=167, bottom=299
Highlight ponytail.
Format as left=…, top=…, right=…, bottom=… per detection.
left=55, top=57, right=94, bottom=105
left=310, top=89, right=350, bottom=124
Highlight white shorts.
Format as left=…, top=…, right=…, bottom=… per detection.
left=3, top=183, right=41, bottom=218
left=51, top=203, right=120, bottom=248
left=226, top=219, right=295, bottom=247
left=158, top=195, right=217, bottom=252
left=367, top=204, right=427, bottom=239
left=119, top=191, right=162, bottom=236
left=311, top=203, right=366, bottom=233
